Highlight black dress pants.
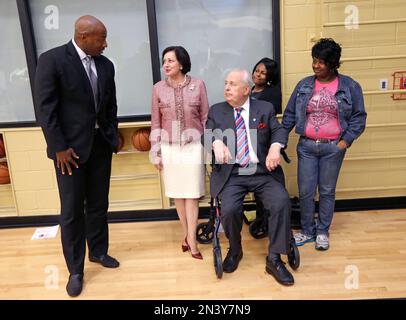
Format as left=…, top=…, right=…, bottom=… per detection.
left=55, top=131, right=113, bottom=275
left=219, top=171, right=291, bottom=257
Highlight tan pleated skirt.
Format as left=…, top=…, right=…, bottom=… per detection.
left=161, top=142, right=206, bottom=199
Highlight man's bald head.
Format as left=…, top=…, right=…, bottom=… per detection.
left=74, top=15, right=107, bottom=56
left=74, top=15, right=105, bottom=37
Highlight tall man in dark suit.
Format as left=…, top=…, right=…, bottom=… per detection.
left=34, top=15, right=120, bottom=297
left=203, top=69, right=295, bottom=286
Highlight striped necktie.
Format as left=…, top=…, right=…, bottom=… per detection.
left=84, top=56, right=99, bottom=109
left=235, top=107, right=250, bottom=168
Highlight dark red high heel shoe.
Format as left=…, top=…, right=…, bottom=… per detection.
left=191, top=251, right=203, bottom=260
left=182, top=237, right=189, bottom=252
left=185, top=237, right=203, bottom=259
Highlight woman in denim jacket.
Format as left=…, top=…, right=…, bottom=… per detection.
left=282, top=38, right=367, bottom=250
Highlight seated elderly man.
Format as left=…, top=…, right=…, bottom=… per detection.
left=203, top=69, right=295, bottom=286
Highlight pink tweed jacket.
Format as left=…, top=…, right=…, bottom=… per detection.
left=150, top=75, right=209, bottom=154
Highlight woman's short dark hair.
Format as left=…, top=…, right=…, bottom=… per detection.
left=252, top=57, right=279, bottom=86
left=162, top=46, right=191, bottom=74
left=312, top=38, right=342, bottom=72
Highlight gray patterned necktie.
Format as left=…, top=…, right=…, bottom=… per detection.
left=84, top=56, right=99, bottom=109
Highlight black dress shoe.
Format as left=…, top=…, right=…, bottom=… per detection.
left=266, top=257, right=294, bottom=286
left=89, top=254, right=120, bottom=268
left=66, top=274, right=83, bottom=297
left=223, top=249, right=243, bottom=273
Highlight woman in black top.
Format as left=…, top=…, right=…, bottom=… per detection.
left=250, top=58, right=282, bottom=229
left=251, top=57, right=282, bottom=114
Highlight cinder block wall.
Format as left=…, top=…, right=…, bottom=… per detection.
left=1, top=1, right=405, bottom=218
left=281, top=0, right=406, bottom=199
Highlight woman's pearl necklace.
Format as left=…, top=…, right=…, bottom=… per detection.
left=169, top=75, right=187, bottom=87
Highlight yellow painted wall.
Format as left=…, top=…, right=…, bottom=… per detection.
left=281, top=0, right=406, bottom=199
left=0, top=123, right=164, bottom=217
left=1, top=0, right=406, bottom=217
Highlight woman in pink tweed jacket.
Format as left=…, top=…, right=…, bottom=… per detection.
left=150, top=46, right=209, bottom=259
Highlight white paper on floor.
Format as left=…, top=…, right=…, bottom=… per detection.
left=31, top=225, right=59, bottom=240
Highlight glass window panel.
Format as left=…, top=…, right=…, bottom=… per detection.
left=0, top=1, right=35, bottom=124
left=29, top=0, right=153, bottom=117
left=155, top=0, right=273, bottom=105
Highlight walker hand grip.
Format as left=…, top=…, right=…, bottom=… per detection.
left=281, top=149, right=291, bottom=163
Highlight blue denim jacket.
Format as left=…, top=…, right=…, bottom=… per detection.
left=282, top=74, right=367, bottom=147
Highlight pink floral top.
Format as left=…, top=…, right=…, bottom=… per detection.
left=150, top=75, right=209, bottom=155
left=305, top=77, right=341, bottom=140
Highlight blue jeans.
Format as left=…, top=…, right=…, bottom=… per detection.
left=297, top=137, right=346, bottom=236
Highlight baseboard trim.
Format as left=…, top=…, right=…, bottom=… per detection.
left=0, top=196, right=405, bottom=229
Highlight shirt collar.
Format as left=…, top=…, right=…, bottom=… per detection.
left=72, top=38, right=88, bottom=61
left=234, top=97, right=250, bottom=113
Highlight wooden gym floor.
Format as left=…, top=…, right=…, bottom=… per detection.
left=0, top=209, right=405, bottom=300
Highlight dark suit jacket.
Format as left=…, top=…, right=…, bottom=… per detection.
left=203, top=98, right=288, bottom=197
left=34, top=41, right=118, bottom=163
